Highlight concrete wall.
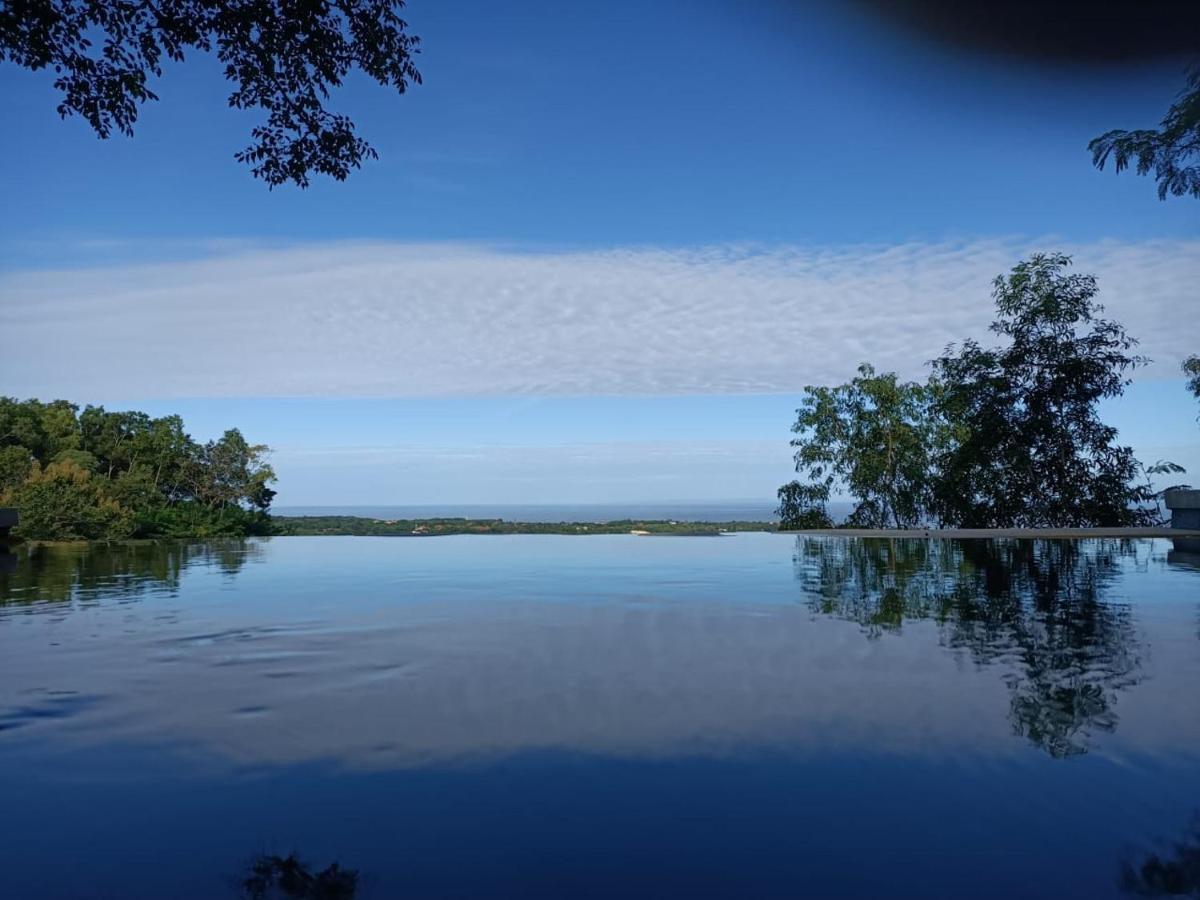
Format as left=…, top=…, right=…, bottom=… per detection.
left=1164, top=490, right=1200, bottom=531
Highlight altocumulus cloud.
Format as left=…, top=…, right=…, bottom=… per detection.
left=1, top=238, right=1196, bottom=399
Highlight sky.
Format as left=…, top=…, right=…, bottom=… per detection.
left=1, top=0, right=1197, bottom=506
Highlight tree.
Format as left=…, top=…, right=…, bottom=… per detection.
left=1089, top=63, right=1200, bottom=199
left=80, top=406, right=150, bottom=478
left=930, top=253, right=1151, bottom=527
left=775, top=481, right=834, bottom=530
left=0, top=396, right=276, bottom=540
left=0, top=0, right=421, bottom=188
left=0, top=397, right=80, bottom=463
left=0, top=445, right=33, bottom=492
left=1, top=459, right=133, bottom=540
left=1185, top=355, right=1200, bottom=420
left=778, top=364, right=934, bottom=529
left=189, top=428, right=276, bottom=512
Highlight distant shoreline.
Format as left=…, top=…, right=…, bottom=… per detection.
left=272, top=516, right=777, bottom=537
left=273, top=518, right=1200, bottom=540
left=271, top=502, right=791, bottom=525
left=8, top=516, right=1197, bottom=543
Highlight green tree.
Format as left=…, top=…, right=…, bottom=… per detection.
left=775, top=481, right=834, bottom=529
left=1185, top=355, right=1200, bottom=421
left=930, top=253, right=1151, bottom=528
left=0, top=0, right=421, bottom=188
left=2, top=459, right=133, bottom=540
left=0, top=445, right=33, bottom=492
left=778, top=364, right=934, bottom=529
left=138, top=414, right=193, bottom=497
left=1090, top=63, right=1200, bottom=199
left=1, top=396, right=275, bottom=540
left=189, top=428, right=277, bottom=513
left=0, top=397, right=80, bottom=463
left=79, top=406, right=152, bottom=479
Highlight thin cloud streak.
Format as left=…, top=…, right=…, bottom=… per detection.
left=2, top=238, right=1196, bottom=399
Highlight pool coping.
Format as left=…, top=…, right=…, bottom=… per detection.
left=778, top=527, right=1200, bottom=538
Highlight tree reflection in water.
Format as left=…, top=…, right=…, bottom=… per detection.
left=794, top=538, right=1144, bottom=758
left=0, top=539, right=263, bottom=605
left=1119, top=814, right=1200, bottom=897
left=240, top=853, right=359, bottom=900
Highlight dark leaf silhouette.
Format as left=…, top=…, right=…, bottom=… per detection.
left=0, top=0, right=421, bottom=187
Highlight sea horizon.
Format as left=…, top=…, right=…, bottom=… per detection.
left=271, top=500, right=815, bottom=523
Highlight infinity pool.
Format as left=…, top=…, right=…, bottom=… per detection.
left=1, top=535, right=1198, bottom=898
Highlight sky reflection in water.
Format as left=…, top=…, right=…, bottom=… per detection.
left=1, top=535, right=1198, bottom=898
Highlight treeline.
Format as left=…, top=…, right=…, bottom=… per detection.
left=778, top=253, right=1198, bottom=529
left=0, top=400, right=276, bottom=540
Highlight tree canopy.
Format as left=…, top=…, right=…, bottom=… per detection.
left=929, top=253, right=1149, bottom=528
left=778, top=254, right=1158, bottom=529
left=778, top=365, right=934, bottom=529
left=0, top=0, right=421, bottom=187
left=0, top=397, right=275, bottom=540
left=1185, top=355, right=1200, bottom=420
left=1090, top=63, right=1200, bottom=199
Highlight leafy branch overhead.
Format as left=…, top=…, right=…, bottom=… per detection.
left=0, top=0, right=421, bottom=187
left=1090, top=63, right=1200, bottom=199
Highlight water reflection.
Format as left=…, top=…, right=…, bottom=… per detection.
left=0, top=536, right=1195, bottom=771
left=1119, top=813, right=1200, bottom=897
left=0, top=539, right=262, bottom=604
left=795, top=538, right=1143, bottom=757
left=1168, top=536, right=1200, bottom=572
left=241, top=853, right=359, bottom=900
left=0, top=536, right=1198, bottom=898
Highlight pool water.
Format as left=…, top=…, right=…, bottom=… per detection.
left=1, top=535, right=1198, bottom=898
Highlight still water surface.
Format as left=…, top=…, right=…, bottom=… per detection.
left=1, top=535, right=1198, bottom=898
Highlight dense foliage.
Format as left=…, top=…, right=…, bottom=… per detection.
left=1090, top=63, right=1200, bottom=200
left=929, top=254, right=1150, bottom=527
left=779, top=365, right=934, bottom=528
left=779, top=254, right=1162, bottom=529
left=0, top=0, right=421, bottom=187
left=0, top=398, right=275, bottom=540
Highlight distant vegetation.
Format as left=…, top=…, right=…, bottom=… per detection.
left=0, top=400, right=276, bottom=540
left=274, top=517, right=775, bottom=537
left=778, top=253, right=1191, bottom=529
left=0, top=403, right=776, bottom=541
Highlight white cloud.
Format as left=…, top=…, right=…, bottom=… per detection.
left=2, top=238, right=1196, bottom=398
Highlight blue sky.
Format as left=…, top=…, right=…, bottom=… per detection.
left=1, top=0, right=1197, bottom=505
